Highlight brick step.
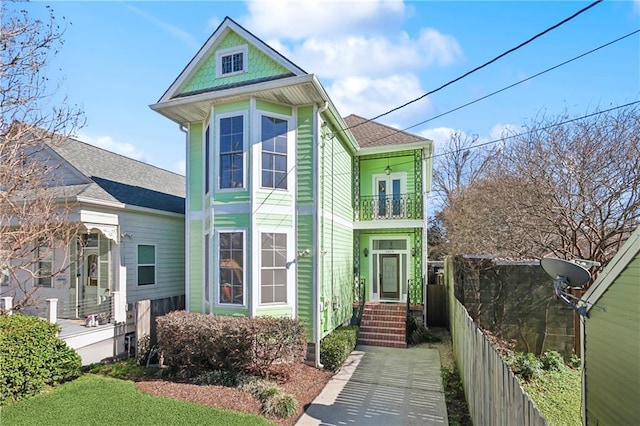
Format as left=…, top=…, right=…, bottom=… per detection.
left=361, top=320, right=405, bottom=329
left=362, top=312, right=405, bottom=320
left=358, top=331, right=406, bottom=342
left=359, top=328, right=405, bottom=338
left=358, top=338, right=407, bottom=349
left=363, top=303, right=406, bottom=311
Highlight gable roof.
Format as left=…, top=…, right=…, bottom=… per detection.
left=583, top=226, right=640, bottom=311
left=49, top=137, right=185, bottom=214
left=343, top=114, right=428, bottom=148
left=158, top=16, right=306, bottom=104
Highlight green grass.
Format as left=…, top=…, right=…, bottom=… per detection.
left=2, top=374, right=273, bottom=426
left=522, top=367, right=581, bottom=426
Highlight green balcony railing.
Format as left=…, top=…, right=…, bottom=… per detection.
left=355, top=193, right=423, bottom=221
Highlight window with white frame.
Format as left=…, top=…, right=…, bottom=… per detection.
left=219, top=115, right=244, bottom=189
left=137, top=244, right=156, bottom=286
left=218, top=232, right=244, bottom=305
left=216, top=45, right=248, bottom=77
left=261, top=116, right=288, bottom=190
left=260, top=233, right=287, bottom=304
left=36, top=241, right=53, bottom=287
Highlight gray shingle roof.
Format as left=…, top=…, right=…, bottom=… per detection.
left=50, top=137, right=185, bottom=214
left=343, top=114, right=427, bottom=148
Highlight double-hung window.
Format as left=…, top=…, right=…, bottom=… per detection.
left=219, top=115, right=244, bottom=189
left=218, top=232, right=244, bottom=305
left=261, top=116, right=288, bottom=190
left=260, top=233, right=287, bottom=304
left=137, top=244, right=156, bottom=286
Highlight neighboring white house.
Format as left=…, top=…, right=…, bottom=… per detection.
left=1, top=134, right=186, bottom=364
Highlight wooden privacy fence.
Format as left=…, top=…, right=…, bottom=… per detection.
left=446, top=258, right=547, bottom=426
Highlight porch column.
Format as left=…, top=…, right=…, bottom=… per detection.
left=1, top=296, right=13, bottom=315
left=46, top=298, right=58, bottom=324
left=111, top=291, right=125, bottom=323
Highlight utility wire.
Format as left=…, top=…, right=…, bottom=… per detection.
left=340, top=0, right=604, bottom=134
left=372, top=29, right=640, bottom=144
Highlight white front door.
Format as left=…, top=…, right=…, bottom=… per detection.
left=374, top=173, right=406, bottom=218
left=370, top=238, right=409, bottom=302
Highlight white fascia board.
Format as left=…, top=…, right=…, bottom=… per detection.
left=353, top=220, right=424, bottom=230
left=357, top=140, right=433, bottom=156
left=75, top=196, right=125, bottom=210
left=583, top=227, right=640, bottom=311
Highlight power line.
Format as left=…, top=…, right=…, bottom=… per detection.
left=375, top=29, right=640, bottom=144
left=340, top=0, right=604, bottom=134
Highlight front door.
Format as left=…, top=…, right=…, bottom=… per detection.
left=81, top=248, right=100, bottom=315
left=375, top=175, right=404, bottom=218
left=380, top=254, right=400, bottom=299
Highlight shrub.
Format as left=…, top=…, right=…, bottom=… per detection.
left=540, top=350, right=564, bottom=372
left=0, top=314, right=81, bottom=405
left=320, top=325, right=359, bottom=372
left=505, top=352, right=543, bottom=382
left=241, top=378, right=298, bottom=418
left=568, top=353, right=581, bottom=369
left=156, top=311, right=306, bottom=380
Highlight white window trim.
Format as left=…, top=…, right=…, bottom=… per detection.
left=136, top=243, right=157, bottom=287
left=215, top=45, right=248, bottom=78
left=372, top=171, right=407, bottom=219
left=35, top=241, right=53, bottom=288
left=215, top=111, right=248, bottom=192
left=257, top=111, right=294, bottom=193
left=216, top=229, right=247, bottom=307
left=258, top=229, right=294, bottom=306
left=368, top=236, right=411, bottom=302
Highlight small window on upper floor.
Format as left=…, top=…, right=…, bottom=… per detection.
left=216, top=45, right=248, bottom=78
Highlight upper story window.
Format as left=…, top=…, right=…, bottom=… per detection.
left=218, top=114, right=245, bottom=190
left=216, top=45, right=248, bottom=78
left=261, top=116, right=288, bottom=190
left=137, top=244, right=156, bottom=286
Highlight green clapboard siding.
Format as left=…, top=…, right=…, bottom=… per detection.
left=359, top=152, right=416, bottom=197
left=257, top=306, right=293, bottom=318
left=256, top=99, right=292, bottom=117
left=297, top=214, right=314, bottom=340
left=297, top=106, right=314, bottom=206
left=585, top=255, right=640, bottom=425
left=189, top=219, right=203, bottom=312
left=189, top=123, right=203, bottom=212
left=180, top=31, right=291, bottom=95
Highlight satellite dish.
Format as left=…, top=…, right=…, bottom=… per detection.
left=540, top=258, right=591, bottom=289
left=540, top=257, right=592, bottom=317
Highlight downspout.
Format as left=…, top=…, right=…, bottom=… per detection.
left=179, top=123, right=190, bottom=311
left=314, top=101, right=328, bottom=368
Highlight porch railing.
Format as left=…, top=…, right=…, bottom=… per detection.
left=355, top=193, right=423, bottom=221
left=59, top=295, right=113, bottom=323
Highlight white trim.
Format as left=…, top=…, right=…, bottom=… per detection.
left=215, top=229, right=247, bottom=308
left=257, top=228, right=295, bottom=308
left=135, top=243, right=157, bottom=287
left=256, top=110, right=294, bottom=193
left=185, top=124, right=191, bottom=311
left=321, top=210, right=353, bottom=230
left=354, top=219, right=423, bottom=230
left=371, top=172, right=407, bottom=220
left=356, top=140, right=432, bottom=156
left=215, top=110, right=248, bottom=192
left=367, top=236, right=411, bottom=302
left=215, top=45, right=248, bottom=78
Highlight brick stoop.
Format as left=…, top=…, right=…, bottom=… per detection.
left=358, top=302, right=407, bottom=349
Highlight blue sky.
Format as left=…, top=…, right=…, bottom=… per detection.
left=26, top=1, right=640, bottom=174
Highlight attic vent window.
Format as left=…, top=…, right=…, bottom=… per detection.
left=216, top=45, right=248, bottom=78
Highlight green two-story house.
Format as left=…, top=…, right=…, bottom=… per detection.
left=151, top=17, right=433, bottom=362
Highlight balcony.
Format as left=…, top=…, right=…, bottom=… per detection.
left=355, top=193, right=423, bottom=221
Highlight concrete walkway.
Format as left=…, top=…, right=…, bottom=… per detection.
left=297, top=345, right=449, bottom=425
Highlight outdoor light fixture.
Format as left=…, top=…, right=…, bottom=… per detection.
left=363, top=248, right=369, bottom=257
left=385, top=165, right=392, bottom=175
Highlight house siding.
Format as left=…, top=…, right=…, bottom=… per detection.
left=180, top=31, right=291, bottom=95
left=121, top=211, right=185, bottom=303
left=359, top=152, right=417, bottom=197
left=297, top=214, right=314, bottom=339
left=585, top=254, right=640, bottom=425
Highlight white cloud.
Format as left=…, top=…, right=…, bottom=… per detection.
left=420, top=127, right=459, bottom=151
left=172, top=160, right=186, bottom=176
left=328, top=74, right=432, bottom=124
left=242, top=0, right=406, bottom=40
left=283, top=30, right=462, bottom=79
left=78, top=133, right=146, bottom=161
left=489, top=123, right=520, bottom=140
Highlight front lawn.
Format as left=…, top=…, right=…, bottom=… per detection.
left=2, top=374, right=273, bottom=426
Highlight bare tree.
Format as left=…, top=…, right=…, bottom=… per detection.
left=1, top=3, right=84, bottom=312
left=437, top=105, right=640, bottom=271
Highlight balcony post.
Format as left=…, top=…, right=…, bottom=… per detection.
left=1, top=296, right=13, bottom=315
left=46, top=298, right=58, bottom=324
